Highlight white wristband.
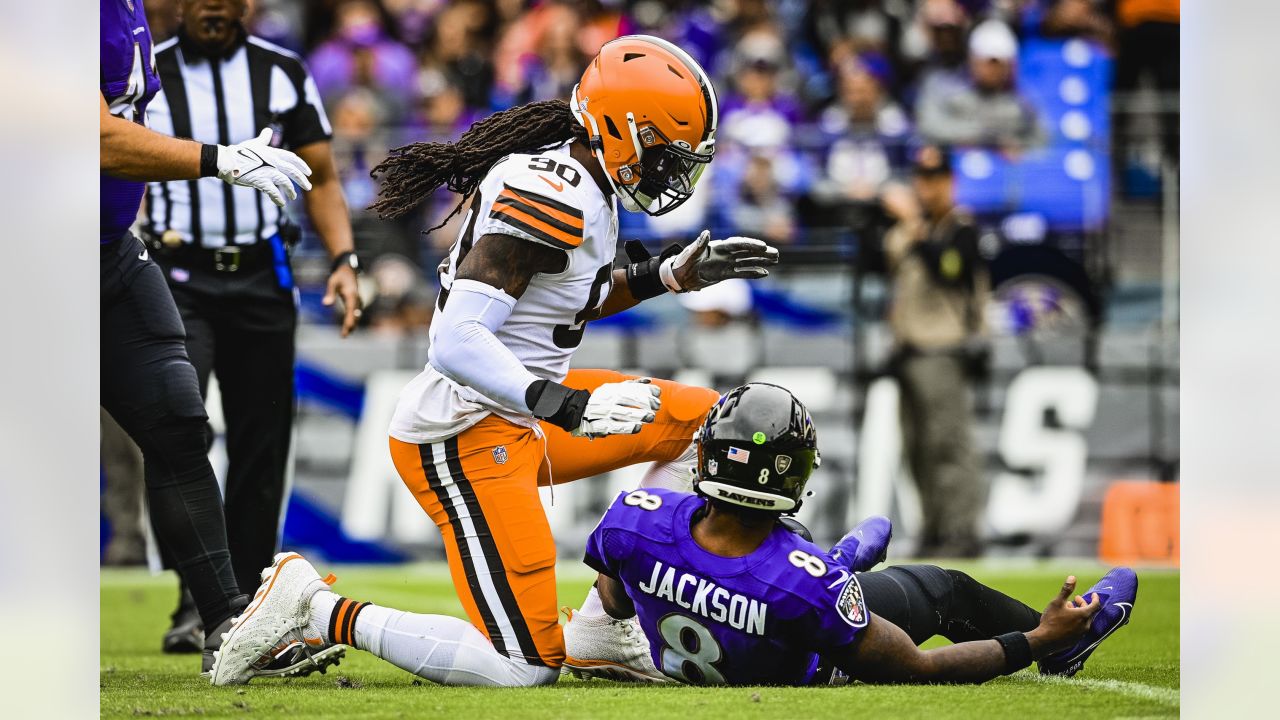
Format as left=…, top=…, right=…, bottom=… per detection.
left=658, top=256, right=683, bottom=293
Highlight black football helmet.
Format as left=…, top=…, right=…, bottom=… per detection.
left=694, top=383, right=820, bottom=513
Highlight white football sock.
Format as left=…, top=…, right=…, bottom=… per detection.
left=350, top=604, right=559, bottom=687
left=639, top=440, right=698, bottom=492
left=307, top=589, right=339, bottom=641
left=577, top=585, right=607, bottom=618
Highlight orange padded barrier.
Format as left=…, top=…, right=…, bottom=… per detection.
left=1098, top=480, right=1179, bottom=566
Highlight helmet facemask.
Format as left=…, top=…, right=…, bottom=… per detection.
left=615, top=115, right=714, bottom=216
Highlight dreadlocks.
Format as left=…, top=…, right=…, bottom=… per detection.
left=370, top=99, right=590, bottom=229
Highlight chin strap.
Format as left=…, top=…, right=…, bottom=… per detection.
left=570, top=83, right=650, bottom=213
left=573, top=94, right=632, bottom=209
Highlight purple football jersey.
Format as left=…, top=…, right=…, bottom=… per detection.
left=100, top=0, right=162, bottom=242
left=585, top=488, right=868, bottom=686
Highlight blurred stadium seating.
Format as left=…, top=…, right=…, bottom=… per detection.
left=107, top=0, right=1179, bottom=566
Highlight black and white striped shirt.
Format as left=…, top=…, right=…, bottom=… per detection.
left=146, top=31, right=332, bottom=248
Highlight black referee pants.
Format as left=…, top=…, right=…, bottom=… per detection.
left=157, top=246, right=298, bottom=599
left=856, top=565, right=1041, bottom=645
left=100, top=233, right=244, bottom=629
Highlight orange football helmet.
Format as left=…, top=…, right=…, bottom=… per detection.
left=571, top=35, right=718, bottom=216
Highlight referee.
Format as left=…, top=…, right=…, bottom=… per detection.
left=143, top=0, right=362, bottom=653
left=101, top=0, right=314, bottom=672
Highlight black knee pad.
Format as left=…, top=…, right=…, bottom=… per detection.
left=125, top=357, right=207, bottom=442
left=943, top=569, right=993, bottom=610
left=131, top=354, right=207, bottom=450
left=138, top=417, right=214, bottom=489
left=891, top=565, right=960, bottom=605
left=153, top=357, right=209, bottom=424
left=945, top=569, right=977, bottom=592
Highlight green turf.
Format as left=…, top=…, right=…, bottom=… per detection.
left=101, top=561, right=1179, bottom=719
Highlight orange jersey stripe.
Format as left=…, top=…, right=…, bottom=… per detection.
left=491, top=203, right=583, bottom=249
left=498, top=187, right=584, bottom=230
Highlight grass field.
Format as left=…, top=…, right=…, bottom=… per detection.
left=102, top=561, right=1179, bottom=719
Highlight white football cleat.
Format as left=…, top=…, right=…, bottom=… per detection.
left=561, top=608, right=671, bottom=683
left=209, top=552, right=335, bottom=685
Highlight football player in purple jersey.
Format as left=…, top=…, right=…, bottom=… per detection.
left=573, top=383, right=1138, bottom=685
left=100, top=0, right=312, bottom=674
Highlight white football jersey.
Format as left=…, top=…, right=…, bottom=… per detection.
left=389, top=143, right=618, bottom=444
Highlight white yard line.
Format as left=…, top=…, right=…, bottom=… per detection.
left=1012, top=673, right=1180, bottom=707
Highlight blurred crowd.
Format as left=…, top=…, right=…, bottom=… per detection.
left=140, top=0, right=1177, bottom=332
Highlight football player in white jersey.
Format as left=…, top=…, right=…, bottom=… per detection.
left=210, top=36, right=780, bottom=687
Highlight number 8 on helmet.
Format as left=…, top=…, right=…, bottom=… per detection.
left=694, top=383, right=821, bottom=513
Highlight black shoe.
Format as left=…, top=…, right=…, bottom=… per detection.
left=163, top=590, right=204, bottom=654
left=201, top=616, right=233, bottom=675
left=201, top=594, right=250, bottom=676
left=163, top=612, right=204, bottom=654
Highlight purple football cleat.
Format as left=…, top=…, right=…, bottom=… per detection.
left=1038, top=567, right=1138, bottom=677
left=830, top=515, right=893, bottom=573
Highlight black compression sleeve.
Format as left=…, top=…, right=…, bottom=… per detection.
left=526, top=380, right=590, bottom=432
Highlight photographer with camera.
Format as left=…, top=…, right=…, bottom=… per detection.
left=882, top=144, right=989, bottom=558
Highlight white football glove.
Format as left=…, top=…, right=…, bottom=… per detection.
left=573, top=379, right=663, bottom=438
left=217, top=129, right=313, bottom=208
left=659, top=230, right=780, bottom=293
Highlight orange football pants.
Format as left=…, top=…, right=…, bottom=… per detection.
left=389, top=369, right=719, bottom=668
